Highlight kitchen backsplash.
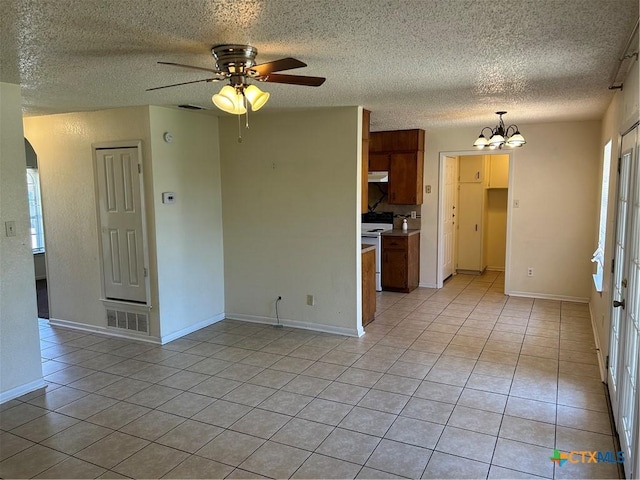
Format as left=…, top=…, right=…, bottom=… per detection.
left=367, top=184, right=422, bottom=230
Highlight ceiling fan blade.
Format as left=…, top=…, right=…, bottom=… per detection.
left=261, top=73, right=326, bottom=87
left=158, top=61, right=222, bottom=75
left=249, top=57, right=307, bottom=76
left=146, top=78, right=220, bottom=91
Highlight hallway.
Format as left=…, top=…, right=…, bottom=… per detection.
left=0, top=273, right=620, bottom=479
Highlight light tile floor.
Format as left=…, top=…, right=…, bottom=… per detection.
left=0, top=272, right=622, bottom=479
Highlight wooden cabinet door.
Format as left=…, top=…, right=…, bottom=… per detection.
left=459, top=155, right=484, bottom=183
left=488, top=154, right=509, bottom=188
left=383, top=248, right=408, bottom=290
left=388, top=152, right=422, bottom=204
left=369, top=153, right=390, bottom=171
left=362, top=248, right=376, bottom=325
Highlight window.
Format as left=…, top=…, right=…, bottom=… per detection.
left=592, top=140, right=612, bottom=292
left=26, top=168, right=45, bottom=253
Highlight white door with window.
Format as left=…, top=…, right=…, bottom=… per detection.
left=608, top=125, right=639, bottom=479
left=95, top=146, right=147, bottom=304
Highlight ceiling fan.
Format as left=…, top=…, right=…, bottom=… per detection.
left=147, top=44, right=326, bottom=115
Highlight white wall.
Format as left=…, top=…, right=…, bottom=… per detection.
left=220, top=107, right=362, bottom=336
left=423, top=120, right=601, bottom=301
left=148, top=106, right=225, bottom=340
left=0, top=82, right=44, bottom=401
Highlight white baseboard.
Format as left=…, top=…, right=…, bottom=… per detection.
left=588, top=302, right=607, bottom=382
left=225, top=313, right=363, bottom=337
left=160, top=313, right=225, bottom=344
left=419, top=282, right=438, bottom=289
left=48, top=317, right=161, bottom=344
left=0, top=378, right=46, bottom=404
left=506, top=291, right=590, bottom=303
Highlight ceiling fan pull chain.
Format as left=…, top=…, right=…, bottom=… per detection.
left=237, top=113, right=242, bottom=143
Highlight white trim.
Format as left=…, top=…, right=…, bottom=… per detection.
left=506, top=291, right=590, bottom=303
left=226, top=313, right=364, bottom=337
left=160, top=313, right=225, bottom=344
left=419, top=282, right=438, bottom=289
left=48, top=317, right=161, bottom=344
left=0, top=378, right=46, bottom=404
left=588, top=301, right=607, bottom=382
left=100, top=299, right=152, bottom=310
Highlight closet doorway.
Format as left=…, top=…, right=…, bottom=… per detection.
left=437, top=151, right=513, bottom=289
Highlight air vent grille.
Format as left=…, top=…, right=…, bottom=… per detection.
left=107, top=308, right=149, bottom=334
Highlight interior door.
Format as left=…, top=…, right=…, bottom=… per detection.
left=457, top=182, right=483, bottom=272
left=95, top=147, right=147, bottom=304
left=608, top=125, right=639, bottom=479
left=442, top=156, right=457, bottom=280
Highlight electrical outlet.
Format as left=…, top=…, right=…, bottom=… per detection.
left=527, top=267, right=534, bottom=277
left=410, top=211, right=417, bottom=219
left=306, top=295, right=315, bottom=306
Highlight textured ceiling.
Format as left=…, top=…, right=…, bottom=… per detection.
left=0, top=0, right=637, bottom=130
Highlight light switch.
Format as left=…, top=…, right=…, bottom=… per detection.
left=5, top=221, right=16, bottom=237
left=162, top=192, right=176, bottom=204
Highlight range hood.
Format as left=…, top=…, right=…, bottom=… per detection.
left=368, top=171, right=388, bottom=183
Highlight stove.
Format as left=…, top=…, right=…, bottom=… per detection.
left=361, top=212, right=394, bottom=291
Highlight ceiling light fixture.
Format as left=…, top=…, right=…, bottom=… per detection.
left=473, top=111, right=526, bottom=149
left=211, top=83, right=270, bottom=115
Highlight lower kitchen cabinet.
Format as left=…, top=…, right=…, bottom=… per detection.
left=382, top=232, right=420, bottom=293
left=362, top=247, right=376, bottom=326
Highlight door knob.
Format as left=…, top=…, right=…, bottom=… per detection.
left=613, top=299, right=626, bottom=309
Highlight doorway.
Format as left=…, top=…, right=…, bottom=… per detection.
left=437, top=151, right=513, bottom=289
left=607, top=123, right=639, bottom=479
left=25, top=138, right=49, bottom=319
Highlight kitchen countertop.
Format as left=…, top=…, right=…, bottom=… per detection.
left=361, top=244, right=376, bottom=253
left=381, top=229, right=420, bottom=237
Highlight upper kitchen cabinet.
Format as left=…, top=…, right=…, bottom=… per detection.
left=370, top=129, right=425, bottom=205
left=458, top=154, right=485, bottom=183
left=361, top=109, right=371, bottom=213
left=487, top=154, right=509, bottom=188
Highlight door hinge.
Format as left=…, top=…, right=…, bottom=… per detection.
left=605, top=355, right=609, bottom=370
left=611, top=258, right=615, bottom=274
left=143, top=267, right=148, bottom=277
left=617, top=157, right=621, bottom=174
left=137, top=164, right=141, bottom=174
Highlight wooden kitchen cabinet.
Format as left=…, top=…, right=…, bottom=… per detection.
left=361, top=109, right=371, bottom=213
left=362, top=247, right=376, bottom=326
left=368, top=129, right=425, bottom=205
left=458, top=155, right=485, bottom=183
left=382, top=233, right=420, bottom=293
left=388, top=152, right=423, bottom=205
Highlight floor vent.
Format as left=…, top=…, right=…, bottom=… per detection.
left=107, top=309, right=149, bottom=334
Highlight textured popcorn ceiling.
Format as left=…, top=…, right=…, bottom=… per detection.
left=0, top=0, right=637, bottom=129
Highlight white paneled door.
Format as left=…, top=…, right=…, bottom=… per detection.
left=95, top=147, right=147, bottom=304
left=442, top=156, right=457, bottom=280
left=608, top=124, right=639, bottom=479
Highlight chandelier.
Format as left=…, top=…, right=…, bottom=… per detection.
left=473, top=111, right=526, bottom=149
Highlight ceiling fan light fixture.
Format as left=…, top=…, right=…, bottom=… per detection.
left=212, top=85, right=246, bottom=115
left=244, top=84, right=270, bottom=111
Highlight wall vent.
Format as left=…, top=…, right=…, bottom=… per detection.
left=107, top=308, right=149, bottom=334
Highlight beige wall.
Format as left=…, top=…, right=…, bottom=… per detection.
left=220, top=107, right=362, bottom=336
left=591, top=59, right=639, bottom=371
left=23, top=106, right=225, bottom=343
left=423, top=120, right=601, bottom=301
left=23, top=107, right=159, bottom=334
left=148, top=106, right=225, bottom=340
left=0, top=83, right=44, bottom=401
